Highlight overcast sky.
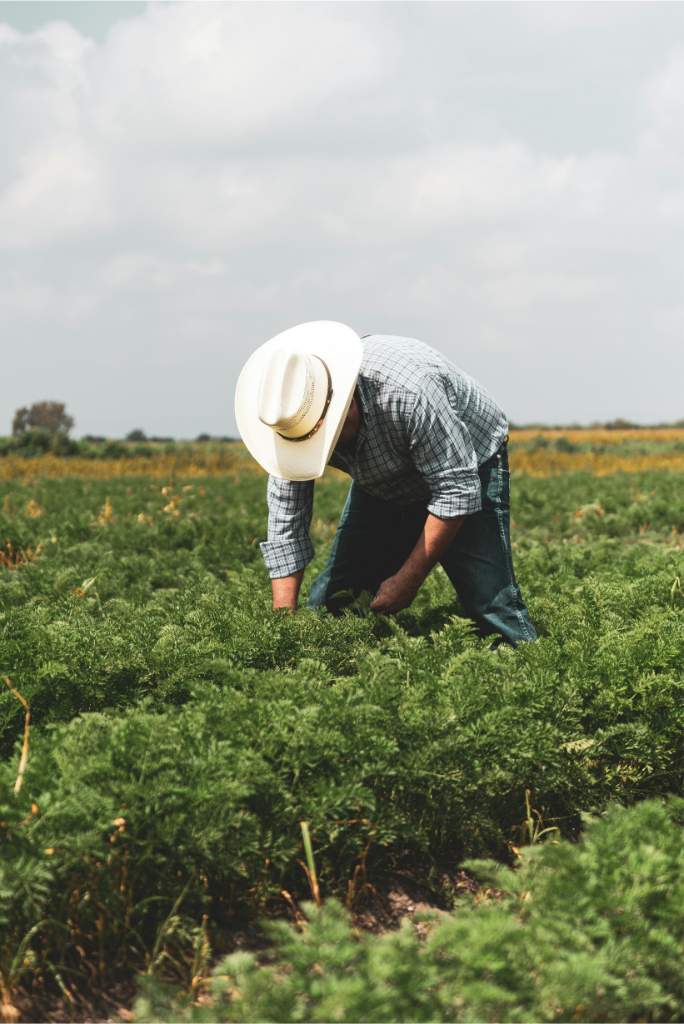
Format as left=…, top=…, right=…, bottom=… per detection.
left=0, top=1, right=682, bottom=438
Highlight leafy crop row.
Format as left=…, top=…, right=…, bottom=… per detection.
left=0, top=468, right=682, bottom=1018
left=0, top=447, right=253, bottom=482
left=136, top=798, right=684, bottom=1024
left=507, top=432, right=684, bottom=475
left=1, top=429, right=683, bottom=481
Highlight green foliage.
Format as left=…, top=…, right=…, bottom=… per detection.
left=12, top=401, right=74, bottom=438
left=135, top=798, right=684, bottom=1024
left=0, top=436, right=247, bottom=459
left=510, top=472, right=684, bottom=541
left=0, top=469, right=682, bottom=1010
left=14, top=429, right=54, bottom=456
left=509, top=433, right=684, bottom=458
left=330, top=587, right=377, bottom=616
left=0, top=430, right=81, bottom=458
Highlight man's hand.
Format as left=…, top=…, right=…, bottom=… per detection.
left=370, top=513, right=465, bottom=615
left=271, top=569, right=305, bottom=613
left=370, top=569, right=423, bottom=615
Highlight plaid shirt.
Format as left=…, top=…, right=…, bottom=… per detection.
left=261, top=335, right=508, bottom=579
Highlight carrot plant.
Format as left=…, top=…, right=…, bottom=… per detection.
left=0, top=468, right=681, bottom=1017
left=134, top=797, right=684, bottom=1024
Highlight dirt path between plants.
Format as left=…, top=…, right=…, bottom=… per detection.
left=9, top=866, right=492, bottom=1023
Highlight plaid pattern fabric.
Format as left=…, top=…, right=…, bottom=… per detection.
left=261, top=335, right=508, bottom=579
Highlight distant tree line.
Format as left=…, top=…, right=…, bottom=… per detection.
left=12, top=401, right=74, bottom=437
left=508, top=418, right=684, bottom=430
left=2, top=401, right=681, bottom=461
left=122, top=430, right=238, bottom=443
left=1, top=401, right=239, bottom=457
left=8, top=402, right=79, bottom=457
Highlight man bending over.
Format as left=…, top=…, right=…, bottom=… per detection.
left=235, top=321, right=536, bottom=647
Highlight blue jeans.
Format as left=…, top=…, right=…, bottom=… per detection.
left=307, top=445, right=537, bottom=647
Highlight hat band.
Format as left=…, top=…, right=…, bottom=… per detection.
left=277, top=357, right=333, bottom=443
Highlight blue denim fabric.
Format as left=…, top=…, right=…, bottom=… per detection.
left=307, top=445, right=537, bottom=647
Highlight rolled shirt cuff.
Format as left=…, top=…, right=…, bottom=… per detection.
left=260, top=536, right=315, bottom=579
left=427, top=488, right=482, bottom=519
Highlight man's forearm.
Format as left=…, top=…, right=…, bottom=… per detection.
left=271, top=569, right=305, bottom=611
left=401, top=513, right=465, bottom=584
left=370, top=513, right=465, bottom=614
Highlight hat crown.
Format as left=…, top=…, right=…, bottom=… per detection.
left=235, top=319, right=363, bottom=480
left=257, top=348, right=327, bottom=437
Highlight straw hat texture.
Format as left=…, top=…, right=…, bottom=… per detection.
left=235, top=321, right=363, bottom=480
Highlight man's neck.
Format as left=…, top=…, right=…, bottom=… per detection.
left=335, top=392, right=363, bottom=449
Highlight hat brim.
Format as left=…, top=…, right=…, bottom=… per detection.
left=235, top=321, right=363, bottom=480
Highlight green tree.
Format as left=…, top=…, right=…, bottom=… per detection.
left=12, top=401, right=74, bottom=438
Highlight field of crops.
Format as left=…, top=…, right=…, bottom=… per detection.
left=1, top=428, right=684, bottom=485
left=0, top=435, right=683, bottom=1022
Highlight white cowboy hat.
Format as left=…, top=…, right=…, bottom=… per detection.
left=235, top=321, right=363, bottom=480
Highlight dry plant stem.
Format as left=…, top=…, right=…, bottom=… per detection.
left=299, top=822, right=321, bottom=906
left=280, top=889, right=307, bottom=925
left=49, top=967, right=76, bottom=1023
left=296, top=860, right=321, bottom=908
left=148, top=868, right=198, bottom=972
left=520, top=789, right=561, bottom=846
left=0, top=990, right=19, bottom=1024
left=334, top=817, right=377, bottom=909
left=3, top=677, right=29, bottom=795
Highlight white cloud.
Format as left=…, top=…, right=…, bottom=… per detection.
left=87, top=3, right=395, bottom=150
left=639, top=46, right=684, bottom=169
left=0, top=139, right=108, bottom=247
left=0, top=3, right=681, bottom=434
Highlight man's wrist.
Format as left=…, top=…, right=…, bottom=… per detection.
left=271, top=569, right=305, bottom=611
left=397, top=563, right=428, bottom=588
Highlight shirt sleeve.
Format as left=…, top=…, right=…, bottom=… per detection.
left=407, top=382, right=483, bottom=518
left=260, top=476, right=316, bottom=578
